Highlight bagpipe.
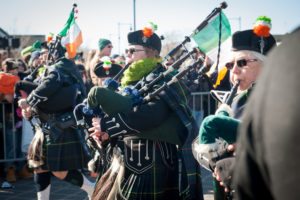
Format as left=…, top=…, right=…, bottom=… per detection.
left=72, top=1, right=230, bottom=149
left=210, top=80, right=241, bottom=106
left=71, top=49, right=205, bottom=167
left=73, top=100, right=107, bottom=167
left=191, top=80, right=241, bottom=199
left=46, top=35, right=66, bottom=66
left=192, top=80, right=241, bottom=171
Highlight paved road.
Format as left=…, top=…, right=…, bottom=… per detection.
left=0, top=167, right=214, bottom=200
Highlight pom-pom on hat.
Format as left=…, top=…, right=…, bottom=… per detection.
left=94, top=56, right=122, bottom=78
left=127, top=22, right=161, bottom=53
left=232, top=16, right=276, bottom=55
left=98, top=38, right=112, bottom=51
left=253, top=16, right=272, bottom=37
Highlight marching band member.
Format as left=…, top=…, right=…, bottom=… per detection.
left=87, top=24, right=198, bottom=199
left=193, top=16, right=277, bottom=199
left=234, top=27, right=300, bottom=200
left=19, top=41, right=94, bottom=200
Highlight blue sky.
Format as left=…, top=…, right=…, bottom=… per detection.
left=1, top=0, right=299, bottom=54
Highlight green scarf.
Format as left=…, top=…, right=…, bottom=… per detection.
left=121, top=57, right=161, bottom=87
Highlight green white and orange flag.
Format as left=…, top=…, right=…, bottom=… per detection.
left=59, top=5, right=83, bottom=59
left=192, top=11, right=232, bottom=89
left=191, top=11, right=231, bottom=54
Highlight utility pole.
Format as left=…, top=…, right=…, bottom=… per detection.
left=133, top=0, right=136, bottom=31
left=229, top=17, right=242, bottom=31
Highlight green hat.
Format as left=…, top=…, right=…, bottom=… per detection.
left=21, top=40, right=42, bottom=57
left=98, top=38, right=112, bottom=51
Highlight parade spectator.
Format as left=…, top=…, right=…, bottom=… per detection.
left=0, top=58, right=32, bottom=185
left=89, top=38, right=113, bottom=86
left=112, top=54, right=126, bottom=68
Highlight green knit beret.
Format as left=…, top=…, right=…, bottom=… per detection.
left=98, top=38, right=112, bottom=51
left=21, top=40, right=42, bottom=57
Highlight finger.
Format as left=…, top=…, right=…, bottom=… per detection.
left=88, top=127, right=95, bottom=132
left=101, top=133, right=109, bottom=141
left=227, top=144, right=235, bottom=152
left=215, top=172, right=221, bottom=182
left=92, top=117, right=100, bottom=122
left=20, top=90, right=28, bottom=98
left=92, top=122, right=99, bottom=127
left=92, top=135, right=100, bottom=141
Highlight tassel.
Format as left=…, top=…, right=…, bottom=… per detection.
left=91, top=149, right=124, bottom=200
left=27, top=126, right=45, bottom=168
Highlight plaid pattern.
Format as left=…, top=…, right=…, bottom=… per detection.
left=94, top=139, right=191, bottom=200
left=181, top=125, right=204, bottom=200
left=35, top=125, right=90, bottom=171
left=159, top=79, right=204, bottom=200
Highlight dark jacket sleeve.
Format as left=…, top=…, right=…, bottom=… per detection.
left=27, top=70, right=62, bottom=107
left=88, top=86, right=171, bottom=131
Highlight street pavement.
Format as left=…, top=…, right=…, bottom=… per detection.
left=0, top=167, right=214, bottom=200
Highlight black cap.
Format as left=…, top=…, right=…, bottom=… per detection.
left=128, top=30, right=162, bottom=53
left=232, top=29, right=276, bottom=55
left=94, top=62, right=123, bottom=78
left=3, top=58, right=18, bottom=72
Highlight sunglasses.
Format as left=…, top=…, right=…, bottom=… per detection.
left=107, top=45, right=113, bottom=48
left=125, top=48, right=145, bottom=54
left=225, top=58, right=258, bottom=70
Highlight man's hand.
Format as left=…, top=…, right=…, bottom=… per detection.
left=213, top=144, right=236, bottom=192
left=21, top=106, right=32, bottom=120
left=88, top=117, right=109, bottom=146
left=18, top=99, right=32, bottom=119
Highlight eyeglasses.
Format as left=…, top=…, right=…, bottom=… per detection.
left=125, top=48, right=145, bottom=54
left=225, top=58, right=258, bottom=70
left=107, top=45, right=113, bottom=48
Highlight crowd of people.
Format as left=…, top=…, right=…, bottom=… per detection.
left=0, top=12, right=299, bottom=200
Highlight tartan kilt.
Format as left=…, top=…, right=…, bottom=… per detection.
left=94, top=138, right=191, bottom=200
left=181, top=122, right=204, bottom=200
left=37, top=125, right=90, bottom=171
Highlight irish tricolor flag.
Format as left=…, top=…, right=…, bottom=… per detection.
left=59, top=5, right=83, bottom=59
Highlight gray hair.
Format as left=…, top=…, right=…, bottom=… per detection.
left=242, top=50, right=266, bottom=62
